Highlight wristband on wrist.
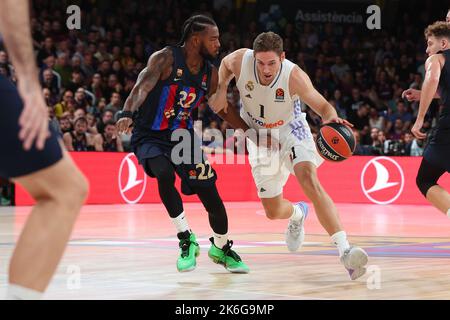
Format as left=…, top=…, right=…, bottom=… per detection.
left=118, top=110, right=133, bottom=119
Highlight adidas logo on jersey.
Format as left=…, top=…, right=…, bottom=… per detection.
left=245, top=94, right=252, bottom=99
left=260, top=187, right=266, bottom=192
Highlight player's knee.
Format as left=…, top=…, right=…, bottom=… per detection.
left=265, top=209, right=279, bottom=220
left=144, top=159, right=174, bottom=182
left=63, top=170, right=89, bottom=208
left=298, top=168, right=321, bottom=195
left=198, top=186, right=226, bottom=214
left=206, top=198, right=225, bottom=215
left=261, top=199, right=283, bottom=219
left=263, top=205, right=282, bottom=220
left=416, top=172, right=437, bottom=197
left=75, top=172, right=89, bottom=203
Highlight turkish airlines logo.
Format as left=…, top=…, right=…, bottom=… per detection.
left=118, top=153, right=147, bottom=204
left=360, top=157, right=405, bottom=205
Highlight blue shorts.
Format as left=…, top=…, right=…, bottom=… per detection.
left=130, top=128, right=217, bottom=195
left=0, top=75, right=63, bottom=179
left=423, top=143, right=450, bottom=173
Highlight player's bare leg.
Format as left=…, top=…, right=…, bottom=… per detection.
left=8, top=148, right=88, bottom=296
left=294, top=162, right=342, bottom=235
left=426, top=186, right=450, bottom=216
left=261, top=195, right=308, bottom=252
left=294, top=161, right=368, bottom=280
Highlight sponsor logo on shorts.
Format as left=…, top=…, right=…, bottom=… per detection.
left=189, top=169, right=197, bottom=180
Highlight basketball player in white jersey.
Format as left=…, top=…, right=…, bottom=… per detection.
left=209, top=32, right=368, bottom=280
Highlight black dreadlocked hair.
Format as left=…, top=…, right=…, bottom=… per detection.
left=178, top=15, right=217, bottom=46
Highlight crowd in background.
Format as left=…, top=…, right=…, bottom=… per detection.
left=1, top=0, right=447, bottom=205
left=0, top=0, right=447, bottom=161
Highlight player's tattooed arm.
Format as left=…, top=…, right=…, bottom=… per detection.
left=122, top=48, right=173, bottom=113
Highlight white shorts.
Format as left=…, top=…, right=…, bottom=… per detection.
left=247, top=115, right=324, bottom=198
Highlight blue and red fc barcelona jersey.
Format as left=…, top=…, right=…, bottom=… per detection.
left=134, top=46, right=212, bottom=132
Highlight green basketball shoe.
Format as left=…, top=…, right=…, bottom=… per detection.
left=176, top=231, right=200, bottom=272
left=208, top=237, right=249, bottom=273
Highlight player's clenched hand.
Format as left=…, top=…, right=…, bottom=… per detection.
left=116, top=117, right=133, bottom=134
left=402, top=88, right=421, bottom=102
left=411, top=118, right=427, bottom=140
left=17, top=81, right=49, bottom=150
left=208, top=87, right=228, bottom=113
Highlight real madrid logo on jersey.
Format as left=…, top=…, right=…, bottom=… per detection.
left=275, top=88, right=284, bottom=102
left=245, top=80, right=254, bottom=91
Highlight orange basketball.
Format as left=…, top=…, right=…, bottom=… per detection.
left=316, top=123, right=356, bottom=162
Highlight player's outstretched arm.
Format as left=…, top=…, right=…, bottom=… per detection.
left=411, top=55, right=442, bottom=139
left=117, top=48, right=173, bottom=133
left=0, top=0, right=49, bottom=150
left=209, top=48, right=246, bottom=114
left=290, top=66, right=353, bottom=127
left=208, top=61, right=250, bottom=132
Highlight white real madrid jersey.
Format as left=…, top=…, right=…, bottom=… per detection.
left=236, top=49, right=303, bottom=131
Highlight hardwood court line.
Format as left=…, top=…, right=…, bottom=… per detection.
left=131, top=282, right=333, bottom=300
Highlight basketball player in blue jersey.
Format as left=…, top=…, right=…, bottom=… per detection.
left=209, top=32, right=369, bottom=280
left=403, top=21, right=450, bottom=218
left=116, top=15, right=248, bottom=273
left=0, top=0, right=88, bottom=299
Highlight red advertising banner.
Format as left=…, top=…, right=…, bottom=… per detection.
left=15, top=152, right=450, bottom=206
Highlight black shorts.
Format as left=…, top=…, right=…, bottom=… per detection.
left=131, top=128, right=217, bottom=195
left=423, top=143, right=450, bottom=173
left=0, top=75, right=63, bottom=179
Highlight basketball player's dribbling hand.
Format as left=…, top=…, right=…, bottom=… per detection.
left=322, top=117, right=354, bottom=128
left=402, top=88, right=420, bottom=102
left=411, top=118, right=427, bottom=140
left=17, top=81, right=50, bottom=150
left=116, top=117, right=133, bottom=134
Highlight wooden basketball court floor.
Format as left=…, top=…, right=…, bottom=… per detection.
left=0, top=202, right=449, bottom=300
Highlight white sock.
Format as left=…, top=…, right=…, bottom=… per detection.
left=171, top=212, right=189, bottom=233
left=331, top=231, right=350, bottom=257
left=6, top=284, right=43, bottom=300
left=289, top=204, right=304, bottom=222
left=447, top=209, right=450, bottom=218
left=213, top=232, right=228, bottom=249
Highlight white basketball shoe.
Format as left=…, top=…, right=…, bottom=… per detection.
left=285, top=202, right=309, bottom=252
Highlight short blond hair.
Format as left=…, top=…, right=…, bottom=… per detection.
left=425, top=21, right=450, bottom=39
